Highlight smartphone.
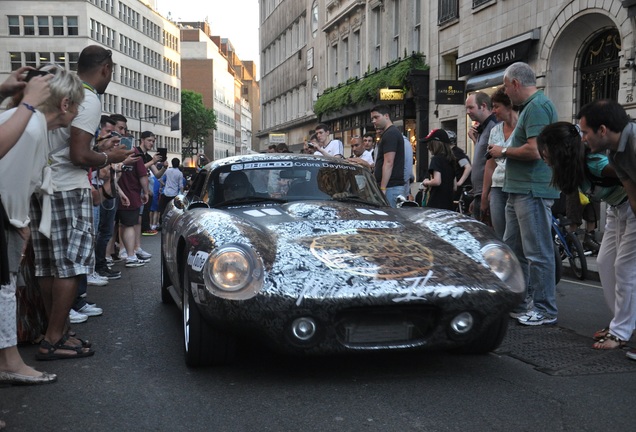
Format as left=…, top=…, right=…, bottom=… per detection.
left=156, top=147, right=168, bottom=161
left=25, top=69, right=50, bottom=82
left=120, top=136, right=134, bottom=150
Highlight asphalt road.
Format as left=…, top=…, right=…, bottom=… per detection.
left=1, top=234, right=635, bottom=431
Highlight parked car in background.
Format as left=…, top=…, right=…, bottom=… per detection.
left=161, top=154, right=525, bottom=366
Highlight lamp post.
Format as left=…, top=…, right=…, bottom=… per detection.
left=138, top=115, right=158, bottom=140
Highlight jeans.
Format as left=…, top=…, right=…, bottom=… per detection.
left=384, top=185, right=405, bottom=208
left=95, top=198, right=116, bottom=271
left=503, top=193, right=557, bottom=317
left=489, top=187, right=508, bottom=240
left=596, top=201, right=636, bottom=341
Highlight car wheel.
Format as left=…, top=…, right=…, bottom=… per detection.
left=182, top=262, right=236, bottom=367
left=451, top=315, right=509, bottom=355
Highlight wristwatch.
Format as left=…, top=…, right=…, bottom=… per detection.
left=501, top=147, right=508, bottom=157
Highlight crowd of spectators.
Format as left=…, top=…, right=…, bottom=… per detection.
left=0, top=46, right=192, bottom=418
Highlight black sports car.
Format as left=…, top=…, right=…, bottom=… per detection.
left=161, top=154, right=524, bottom=366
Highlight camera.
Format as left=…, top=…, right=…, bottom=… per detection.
left=307, top=142, right=315, bottom=148
left=25, top=69, right=50, bottom=82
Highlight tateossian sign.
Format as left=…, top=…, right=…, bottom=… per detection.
left=435, top=80, right=465, bottom=105
left=457, top=29, right=540, bottom=77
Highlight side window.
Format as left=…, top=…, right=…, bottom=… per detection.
left=187, top=170, right=207, bottom=202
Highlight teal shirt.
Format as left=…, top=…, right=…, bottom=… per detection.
left=503, top=90, right=560, bottom=199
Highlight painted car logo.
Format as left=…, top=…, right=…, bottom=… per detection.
left=309, top=229, right=434, bottom=279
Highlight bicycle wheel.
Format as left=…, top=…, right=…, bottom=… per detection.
left=565, top=231, right=588, bottom=280
left=554, top=241, right=562, bottom=285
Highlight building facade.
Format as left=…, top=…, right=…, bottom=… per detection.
left=260, top=0, right=636, bottom=186
left=180, top=22, right=258, bottom=161
left=0, top=0, right=183, bottom=158
left=428, top=0, right=636, bottom=164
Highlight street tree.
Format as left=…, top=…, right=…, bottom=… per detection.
left=181, top=89, right=217, bottom=162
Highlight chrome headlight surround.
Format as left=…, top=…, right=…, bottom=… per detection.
left=202, top=244, right=264, bottom=300
left=481, top=243, right=525, bottom=294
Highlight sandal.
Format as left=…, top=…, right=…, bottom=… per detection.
left=593, top=326, right=610, bottom=341
left=66, top=332, right=92, bottom=348
left=592, top=333, right=626, bottom=350
left=35, top=335, right=95, bottom=361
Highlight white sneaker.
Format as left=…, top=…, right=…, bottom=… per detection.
left=105, top=256, right=114, bottom=267
left=120, top=250, right=128, bottom=259
left=125, top=257, right=146, bottom=268
left=69, top=308, right=88, bottom=324
left=87, top=272, right=108, bottom=286
left=135, top=248, right=152, bottom=260
left=77, top=303, right=103, bottom=317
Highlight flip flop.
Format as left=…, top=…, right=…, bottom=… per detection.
left=593, top=326, right=610, bottom=341
left=35, top=335, right=95, bottom=361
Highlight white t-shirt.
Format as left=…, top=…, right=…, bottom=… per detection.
left=314, top=139, right=344, bottom=157
left=359, top=150, right=374, bottom=165
left=47, top=88, right=101, bottom=191
left=0, top=109, right=48, bottom=228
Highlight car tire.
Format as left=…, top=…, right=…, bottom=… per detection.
left=451, top=315, right=509, bottom=355
left=182, top=263, right=236, bottom=367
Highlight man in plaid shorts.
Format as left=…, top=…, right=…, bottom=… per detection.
left=29, top=46, right=133, bottom=360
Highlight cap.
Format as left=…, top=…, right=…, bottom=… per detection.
left=424, top=129, right=451, bottom=144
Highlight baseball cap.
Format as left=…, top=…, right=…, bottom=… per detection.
left=423, top=129, right=451, bottom=144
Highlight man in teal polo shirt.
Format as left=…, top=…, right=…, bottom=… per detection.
left=488, top=62, right=560, bottom=325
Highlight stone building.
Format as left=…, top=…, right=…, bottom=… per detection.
left=0, top=0, right=182, bottom=158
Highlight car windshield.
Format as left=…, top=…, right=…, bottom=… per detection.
left=204, top=159, right=388, bottom=207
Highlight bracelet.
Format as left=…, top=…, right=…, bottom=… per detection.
left=99, top=152, right=108, bottom=168
left=21, top=102, right=36, bottom=113
left=381, top=187, right=387, bottom=191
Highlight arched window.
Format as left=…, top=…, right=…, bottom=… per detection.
left=579, top=28, right=620, bottom=106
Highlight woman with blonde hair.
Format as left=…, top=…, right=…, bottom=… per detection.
left=0, top=66, right=84, bottom=385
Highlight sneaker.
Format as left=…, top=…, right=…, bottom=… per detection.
left=97, top=267, right=121, bottom=280
left=125, top=257, right=146, bottom=268
left=111, top=253, right=122, bottom=263
left=120, top=250, right=128, bottom=259
left=69, top=308, right=88, bottom=324
left=142, top=229, right=158, bottom=236
left=583, top=232, right=601, bottom=254
left=87, top=272, right=109, bottom=286
left=105, top=256, right=114, bottom=267
left=77, top=303, right=103, bottom=317
left=517, top=311, right=557, bottom=326
left=626, top=348, right=636, bottom=361
left=135, top=248, right=152, bottom=260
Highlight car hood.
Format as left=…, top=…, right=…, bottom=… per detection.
left=190, top=201, right=512, bottom=305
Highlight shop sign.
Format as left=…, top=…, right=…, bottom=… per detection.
left=379, top=88, right=404, bottom=101
left=457, top=29, right=540, bottom=77
left=269, top=133, right=286, bottom=144
left=435, top=80, right=465, bottom=105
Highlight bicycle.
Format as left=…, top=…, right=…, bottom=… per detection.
left=552, top=215, right=588, bottom=281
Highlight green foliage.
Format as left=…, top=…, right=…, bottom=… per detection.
left=181, top=89, right=217, bottom=158
left=313, top=54, right=428, bottom=117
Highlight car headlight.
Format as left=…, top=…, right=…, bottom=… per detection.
left=481, top=243, right=525, bottom=294
left=203, top=245, right=264, bottom=300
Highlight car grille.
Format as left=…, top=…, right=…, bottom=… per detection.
left=335, top=307, right=438, bottom=347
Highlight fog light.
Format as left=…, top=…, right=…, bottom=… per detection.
left=291, top=317, right=317, bottom=341
left=450, top=312, right=475, bottom=335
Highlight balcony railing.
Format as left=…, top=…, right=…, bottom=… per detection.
left=439, top=0, right=459, bottom=25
